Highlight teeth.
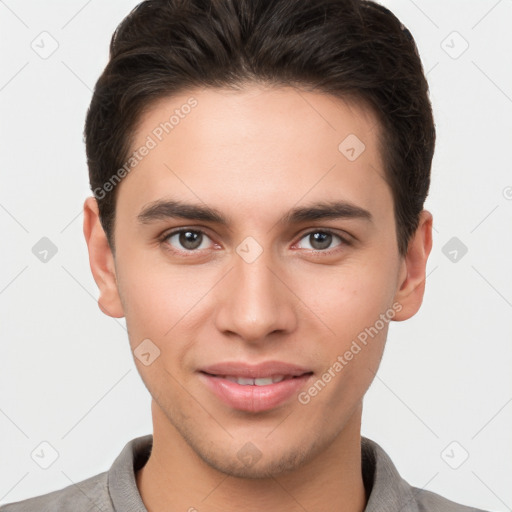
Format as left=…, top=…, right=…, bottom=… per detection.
left=254, top=377, right=273, bottom=386
left=237, top=377, right=255, bottom=385
left=222, top=375, right=286, bottom=386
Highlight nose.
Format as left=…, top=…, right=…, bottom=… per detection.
left=213, top=247, right=297, bottom=345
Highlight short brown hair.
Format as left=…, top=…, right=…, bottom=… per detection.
left=84, top=0, right=435, bottom=257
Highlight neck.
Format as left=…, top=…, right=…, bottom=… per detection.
left=136, top=401, right=367, bottom=512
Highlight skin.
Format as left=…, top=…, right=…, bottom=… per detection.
left=83, top=84, right=432, bottom=512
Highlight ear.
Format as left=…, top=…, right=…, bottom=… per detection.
left=83, top=196, right=124, bottom=318
left=392, top=209, right=433, bottom=321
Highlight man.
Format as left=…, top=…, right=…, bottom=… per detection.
left=2, top=0, right=489, bottom=511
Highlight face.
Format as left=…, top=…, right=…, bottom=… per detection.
left=85, top=84, right=431, bottom=478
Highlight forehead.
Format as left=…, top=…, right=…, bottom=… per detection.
left=116, top=85, right=391, bottom=226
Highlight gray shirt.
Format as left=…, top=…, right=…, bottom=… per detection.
left=1, top=435, right=488, bottom=511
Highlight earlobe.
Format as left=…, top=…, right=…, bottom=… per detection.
left=392, top=210, right=433, bottom=322
left=83, top=196, right=125, bottom=318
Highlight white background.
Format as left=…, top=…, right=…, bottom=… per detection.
left=0, top=0, right=511, bottom=510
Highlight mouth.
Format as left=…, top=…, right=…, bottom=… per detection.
left=197, top=361, right=314, bottom=412
left=200, top=373, right=309, bottom=386
left=206, top=373, right=297, bottom=386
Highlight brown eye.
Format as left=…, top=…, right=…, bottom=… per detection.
left=164, top=229, right=212, bottom=251
left=296, top=230, right=346, bottom=251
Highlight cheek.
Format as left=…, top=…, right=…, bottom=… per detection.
left=302, top=279, right=392, bottom=414
left=290, top=255, right=396, bottom=397
left=115, top=262, right=199, bottom=394
left=114, top=255, right=221, bottom=379
left=118, top=274, right=171, bottom=341
left=295, top=257, right=397, bottom=338
left=115, top=252, right=202, bottom=334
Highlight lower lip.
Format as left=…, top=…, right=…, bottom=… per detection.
left=199, top=372, right=312, bottom=413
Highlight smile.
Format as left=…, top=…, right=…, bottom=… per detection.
left=198, top=362, right=313, bottom=412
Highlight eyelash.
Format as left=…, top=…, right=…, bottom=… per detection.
left=158, top=227, right=351, bottom=256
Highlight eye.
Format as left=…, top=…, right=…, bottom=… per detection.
left=295, top=230, right=347, bottom=251
left=163, top=229, right=214, bottom=252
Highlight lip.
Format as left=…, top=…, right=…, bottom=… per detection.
left=198, top=361, right=313, bottom=413
left=200, top=361, right=312, bottom=379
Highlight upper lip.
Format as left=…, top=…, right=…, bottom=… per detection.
left=199, top=361, right=313, bottom=379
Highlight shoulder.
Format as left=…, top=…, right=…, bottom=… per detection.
left=412, top=486, right=490, bottom=512
left=0, top=471, right=112, bottom=512
left=0, top=435, right=152, bottom=512
left=361, top=436, right=492, bottom=512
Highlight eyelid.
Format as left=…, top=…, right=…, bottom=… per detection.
left=159, top=227, right=218, bottom=254
left=292, top=228, right=351, bottom=251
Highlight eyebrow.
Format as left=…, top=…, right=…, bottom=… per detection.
left=137, top=199, right=373, bottom=226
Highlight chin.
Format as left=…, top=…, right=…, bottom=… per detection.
left=197, top=446, right=311, bottom=479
